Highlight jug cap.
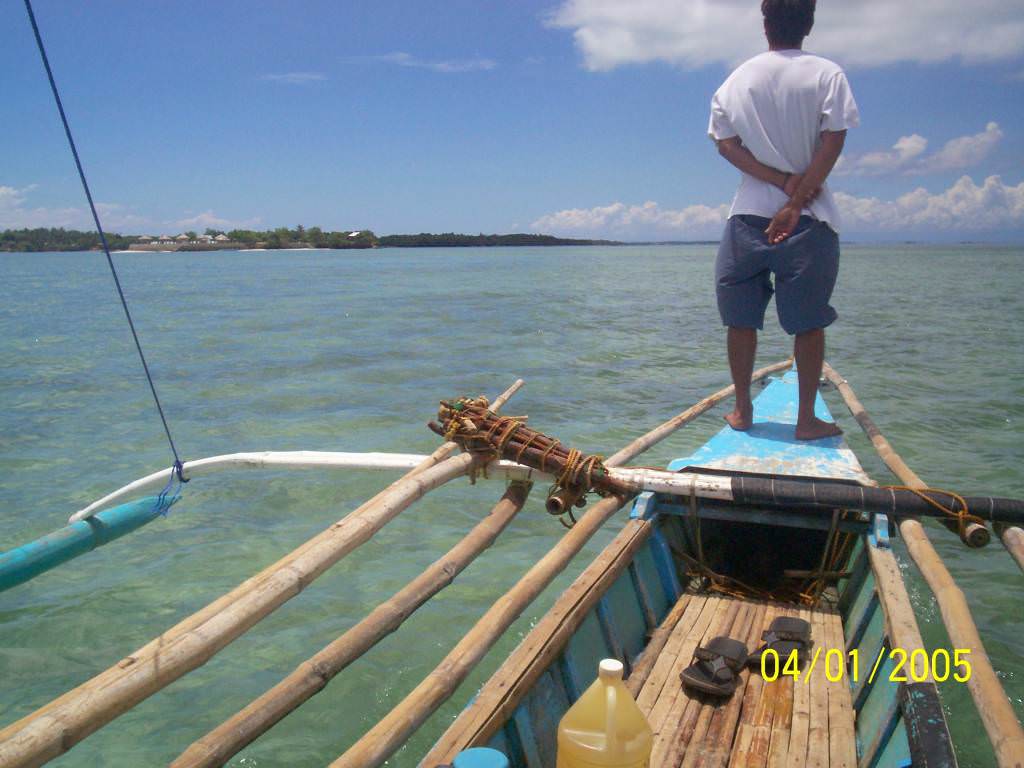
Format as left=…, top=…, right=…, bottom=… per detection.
left=598, top=659, right=624, bottom=679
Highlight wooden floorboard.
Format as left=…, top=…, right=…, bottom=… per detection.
left=632, top=595, right=856, bottom=768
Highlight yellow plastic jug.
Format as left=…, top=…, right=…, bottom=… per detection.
left=556, top=659, right=653, bottom=768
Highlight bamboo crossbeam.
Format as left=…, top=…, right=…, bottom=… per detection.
left=823, top=363, right=1024, bottom=767
left=171, top=481, right=533, bottom=768
left=330, top=362, right=793, bottom=768
left=0, top=380, right=523, bottom=768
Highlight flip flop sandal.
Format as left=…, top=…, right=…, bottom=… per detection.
left=747, top=616, right=812, bottom=668
left=680, top=636, right=749, bottom=697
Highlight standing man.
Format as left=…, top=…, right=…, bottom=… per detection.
left=709, top=0, right=859, bottom=440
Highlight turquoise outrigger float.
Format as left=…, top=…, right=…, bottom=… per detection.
left=422, top=369, right=956, bottom=767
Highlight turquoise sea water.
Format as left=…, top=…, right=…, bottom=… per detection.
left=1, top=244, right=1022, bottom=766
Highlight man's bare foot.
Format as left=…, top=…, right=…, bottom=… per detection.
left=795, top=417, right=843, bottom=441
left=724, top=406, right=753, bottom=431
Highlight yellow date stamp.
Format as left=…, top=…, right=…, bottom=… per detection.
left=760, top=647, right=973, bottom=684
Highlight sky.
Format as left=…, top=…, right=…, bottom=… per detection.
left=3, top=0, right=1024, bottom=242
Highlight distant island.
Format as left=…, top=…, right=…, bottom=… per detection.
left=0, top=227, right=622, bottom=252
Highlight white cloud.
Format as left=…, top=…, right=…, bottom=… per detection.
left=532, top=200, right=729, bottom=238
left=175, top=210, right=262, bottom=231
left=1, top=185, right=90, bottom=229
left=260, top=72, right=327, bottom=84
left=837, top=175, right=1024, bottom=231
left=548, top=0, right=1024, bottom=70
left=373, top=52, right=496, bottom=73
left=533, top=176, right=1024, bottom=238
left=0, top=185, right=261, bottom=234
left=841, top=134, right=928, bottom=175
left=919, top=122, right=1004, bottom=173
left=841, top=123, right=1003, bottom=176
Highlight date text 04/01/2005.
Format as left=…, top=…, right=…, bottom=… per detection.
left=760, top=648, right=974, bottom=685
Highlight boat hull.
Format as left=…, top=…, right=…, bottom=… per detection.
left=424, top=372, right=955, bottom=767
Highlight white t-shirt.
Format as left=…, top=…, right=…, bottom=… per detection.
left=708, top=50, right=859, bottom=232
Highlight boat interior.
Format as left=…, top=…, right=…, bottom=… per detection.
left=423, top=372, right=950, bottom=767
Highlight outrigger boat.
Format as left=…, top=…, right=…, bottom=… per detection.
left=8, top=4, right=1023, bottom=766
left=3, top=361, right=1023, bottom=768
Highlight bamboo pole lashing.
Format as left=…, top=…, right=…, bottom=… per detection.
left=0, top=380, right=524, bottom=768
left=823, top=363, right=1024, bottom=767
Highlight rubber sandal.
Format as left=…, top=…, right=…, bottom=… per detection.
left=680, top=636, right=749, bottom=697
left=747, top=616, right=812, bottom=668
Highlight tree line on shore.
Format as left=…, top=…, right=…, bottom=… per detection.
left=0, top=227, right=377, bottom=252
left=0, top=227, right=620, bottom=252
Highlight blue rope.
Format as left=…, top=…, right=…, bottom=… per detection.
left=154, top=462, right=186, bottom=516
left=24, top=0, right=188, bottom=487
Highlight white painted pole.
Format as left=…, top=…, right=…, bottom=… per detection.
left=71, top=453, right=743, bottom=524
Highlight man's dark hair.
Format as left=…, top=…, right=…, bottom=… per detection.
left=761, top=0, right=815, bottom=47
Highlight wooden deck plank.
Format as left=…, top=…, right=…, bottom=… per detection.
left=627, top=594, right=694, bottom=698
left=735, top=604, right=795, bottom=768
left=640, top=596, right=723, bottom=722
left=824, top=609, right=857, bottom=768
left=636, top=595, right=709, bottom=713
left=676, top=603, right=754, bottom=768
left=648, top=597, right=735, bottom=764
left=786, top=607, right=813, bottom=768
left=728, top=602, right=781, bottom=768
left=766, top=606, right=800, bottom=768
left=633, top=595, right=853, bottom=768
left=689, top=601, right=767, bottom=768
left=805, top=610, right=830, bottom=768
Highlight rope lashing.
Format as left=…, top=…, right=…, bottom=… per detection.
left=154, top=460, right=188, bottom=516
left=24, top=0, right=187, bottom=491
left=882, top=486, right=986, bottom=539
left=430, top=397, right=631, bottom=526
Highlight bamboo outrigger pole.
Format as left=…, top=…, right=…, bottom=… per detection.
left=823, top=366, right=989, bottom=549
left=823, top=364, right=1024, bottom=767
left=994, top=523, right=1024, bottom=573
left=172, top=480, right=534, bottom=768
left=331, top=495, right=631, bottom=768
left=330, top=359, right=793, bottom=768
left=0, top=381, right=523, bottom=768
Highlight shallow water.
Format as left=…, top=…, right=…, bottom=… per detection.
left=1, top=244, right=1022, bottom=766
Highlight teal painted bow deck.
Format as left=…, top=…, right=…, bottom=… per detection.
left=425, top=371, right=956, bottom=768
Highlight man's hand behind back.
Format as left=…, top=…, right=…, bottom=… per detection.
left=765, top=203, right=803, bottom=244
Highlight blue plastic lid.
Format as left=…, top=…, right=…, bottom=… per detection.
left=452, top=747, right=510, bottom=768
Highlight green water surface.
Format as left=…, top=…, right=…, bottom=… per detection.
left=1, top=244, right=1021, bottom=766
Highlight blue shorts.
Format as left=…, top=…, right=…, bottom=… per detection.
left=715, top=214, right=839, bottom=335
